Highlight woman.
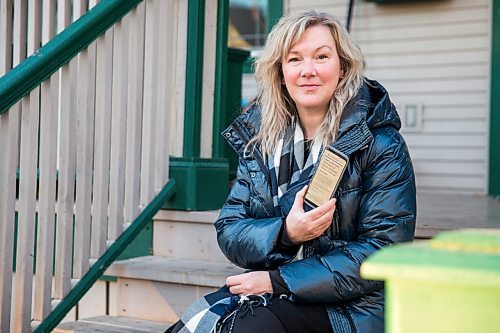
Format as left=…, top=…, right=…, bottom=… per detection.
left=169, top=10, right=416, bottom=333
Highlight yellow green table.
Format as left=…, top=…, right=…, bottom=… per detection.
left=361, top=229, right=500, bottom=333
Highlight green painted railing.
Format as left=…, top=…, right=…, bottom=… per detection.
left=34, top=180, right=176, bottom=333
left=0, top=0, right=142, bottom=114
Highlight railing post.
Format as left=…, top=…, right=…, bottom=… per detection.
left=165, top=0, right=230, bottom=211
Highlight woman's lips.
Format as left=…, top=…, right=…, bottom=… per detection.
left=299, top=84, right=321, bottom=91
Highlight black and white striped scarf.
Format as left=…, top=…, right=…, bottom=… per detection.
left=268, top=118, right=322, bottom=213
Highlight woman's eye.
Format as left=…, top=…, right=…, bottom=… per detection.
left=288, top=57, right=300, bottom=62
left=317, top=54, right=329, bottom=60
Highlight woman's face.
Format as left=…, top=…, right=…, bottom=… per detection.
left=281, top=24, right=344, bottom=116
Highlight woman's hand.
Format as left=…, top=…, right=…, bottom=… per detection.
left=226, top=271, right=273, bottom=295
left=285, top=185, right=336, bottom=244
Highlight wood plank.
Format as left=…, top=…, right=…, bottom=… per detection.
left=413, top=160, right=485, bottom=177
left=361, top=35, right=489, bottom=57
left=55, top=315, right=170, bottom=332
left=403, top=133, right=486, bottom=148
left=89, top=0, right=99, bottom=9
left=171, top=0, right=188, bottom=156
left=381, top=77, right=488, bottom=95
left=200, top=0, right=218, bottom=158
left=77, top=281, right=106, bottom=319
left=34, top=0, right=57, bottom=321
left=410, top=147, right=486, bottom=163
left=140, top=0, right=159, bottom=207
left=390, top=92, right=487, bottom=107
left=366, top=63, right=489, bottom=82
left=73, top=43, right=97, bottom=278
left=53, top=0, right=73, bottom=303
left=34, top=74, right=59, bottom=322
left=57, top=0, right=70, bottom=34
left=0, top=0, right=13, bottom=74
left=15, top=92, right=40, bottom=333
left=291, top=0, right=489, bottom=11
left=421, top=119, right=486, bottom=134
left=366, top=49, right=489, bottom=69
left=353, top=6, right=489, bottom=30
left=356, top=0, right=489, bottom=17
left=10, top=0, right=28, bottom=330
left=71, top=0, right=93, bottom=280
left=54, top=58, right=78, bottom=300
left=91, top=29, right=114, bottom=258
left=154, top=0, right=176, bottom=190
left=354, top=20, right=488, bottom=43
left=124, top=3, right=145, bottom=223
left=73, top=0, right=87, bottom=19
left=0, top=108, right=20, bottom=333
left=422, top=106, right=487, bottom=121
left=0, top=1, right=14, bottom=330
left=108, top=16, right=129, bottom=239
left=416, top=174, right=485, bottom=193
left=14, top=1, right=41, bottom=329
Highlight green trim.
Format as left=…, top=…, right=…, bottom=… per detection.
left=267, top=0, right=283, bottom=33
left=35, top=180, right=176, bottom=333
left=490, top=0, right=500, bottom=198
left=212, top=0, right=230, bottom=158
left=242, top=0, right=282, bottom=75
left=0, top=0, right=143, bottom=114
left=242, top=56, right=255, bottom=74
left=99, top=275, right=118, bottom=283
left=183, top=0, right=206, bottom=158
left=164, top=158, right=229, bottom=210
left=117, top=221, right=153, bottom=260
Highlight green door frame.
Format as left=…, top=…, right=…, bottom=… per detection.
left=490, top=0, right=500, bottom=198
left=183, top=0, right=206, bottom=158
left=212, top=0, right=230, bottom=159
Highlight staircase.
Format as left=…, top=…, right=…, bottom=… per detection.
left=55, top=210, right=244, bottom=332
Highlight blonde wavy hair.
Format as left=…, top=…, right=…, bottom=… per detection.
left=248, top=10, right=365, bottom=157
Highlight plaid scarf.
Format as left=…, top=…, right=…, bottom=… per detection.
left=166, top=287, right=274, bottom=333
left=268, top=118, right=322, bottom=214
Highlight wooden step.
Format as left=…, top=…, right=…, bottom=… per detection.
left=54, top=315, right=170, bottom=333
left=106, top=255, right=243, bottom=287
left=105, top=256, right=244, bottom=323
left=152, top=210, right=229, bottom=263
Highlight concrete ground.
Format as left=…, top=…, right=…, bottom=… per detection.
left=415, top=191, right=500, bottom=238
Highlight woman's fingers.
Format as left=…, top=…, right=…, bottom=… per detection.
left=306, top=198, right=336, bottom=220
left=292, top=185, right=307, bottom=209
left=225, top=275, right=239, bottom=288
left=225, top=272, right=272, bottom=295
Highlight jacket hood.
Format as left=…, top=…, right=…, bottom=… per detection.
left=337, top=78, right=401, bottom=137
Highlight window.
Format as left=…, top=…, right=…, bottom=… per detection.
left=228, top=0, right=269, bottom=49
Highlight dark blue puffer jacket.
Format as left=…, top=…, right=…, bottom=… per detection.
left=216, top=79, right=416, bottom=333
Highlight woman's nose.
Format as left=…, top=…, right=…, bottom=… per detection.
left=300, top=59, right=316, bottom=77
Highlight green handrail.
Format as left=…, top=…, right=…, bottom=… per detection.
left=0, top=0, right=143, bottom=114
left=34, top=180, right=176, bottom=333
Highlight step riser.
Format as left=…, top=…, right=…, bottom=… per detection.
left=116, top=278, right=218, bottom=323
left=153, top=211, right=228, bottom=263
